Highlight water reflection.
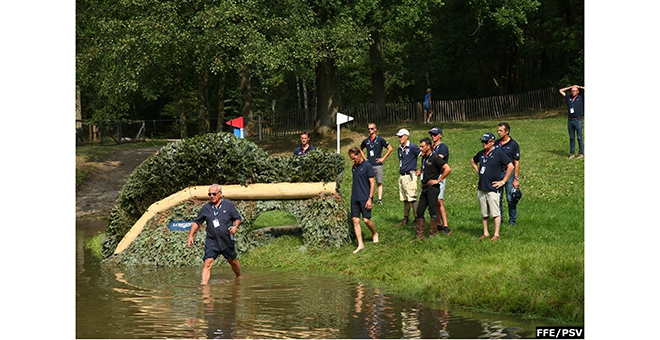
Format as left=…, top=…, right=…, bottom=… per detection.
left=77, top=219, right=548, bottom=339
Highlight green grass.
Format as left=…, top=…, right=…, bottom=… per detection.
left=241, top=111, right=584, bottom=324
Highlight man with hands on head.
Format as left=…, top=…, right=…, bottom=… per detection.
left=558, top=85, right=585, bottom=159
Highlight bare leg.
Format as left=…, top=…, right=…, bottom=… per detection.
left=438, top=199, right=448, bottom=226
left=363, top=218, right=378, bottom=243
left=227, top=258, right=242, bottom=278
left=482, top=217, right=490, bottom=237
left=201, top=258, right=215, bottom=284
left=352, top=217, right=364, bottom=254
left=411, top=201, right=418, bottom=219
left=492, top=216, right=501, bottom=240
left=377, top=184, right=383, bottom=201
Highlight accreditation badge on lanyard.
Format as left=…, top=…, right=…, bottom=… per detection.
left=212, top=203, right=223, bottom=228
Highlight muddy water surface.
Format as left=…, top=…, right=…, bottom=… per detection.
left=77, top=220, right=550, bottom=339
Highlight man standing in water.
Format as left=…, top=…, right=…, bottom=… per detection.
left=187, top=184, right=242, bottom=283
left=348, top=147, right=378, bottom=254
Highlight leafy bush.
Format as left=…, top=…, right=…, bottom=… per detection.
left=101, top=132, right=346, bottom=261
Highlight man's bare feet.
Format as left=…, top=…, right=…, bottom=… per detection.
left=353, top=245, right=364, bottom=254
left=373, top=234, right=379, bottom=243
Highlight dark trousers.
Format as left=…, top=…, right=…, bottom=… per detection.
left=416, top=184, right=440, bottom=219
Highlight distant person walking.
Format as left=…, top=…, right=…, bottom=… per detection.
left=428, top=127, right=451, bottom=234
left=494, top=122, right=520, bottom=226
left=360, top=123, right=393, bottom=205
left=423, top=88, right=433, bottom=124
left=348, top=147, right=378, bottom=254
left=293, top=131, right=317, bottom=156
left=470, top=132, right=514, bottom=242
left=187, top=184, right=242, bottom=283
left=395, top=129, right=420, bottom=226
left=558, top=85, right=585, bottom=159
left=414, top=137, right=451, bottom=240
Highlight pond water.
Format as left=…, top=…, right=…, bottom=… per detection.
left=77, top=219, right=551, bottom=339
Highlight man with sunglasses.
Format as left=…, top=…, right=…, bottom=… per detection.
left=470, top=132, right=514, bottom=242
left=187, top=184, right=242, bottom=283
left=428, top=127, right=451, bottom=234
left=360, top=123, right=393, bottom=205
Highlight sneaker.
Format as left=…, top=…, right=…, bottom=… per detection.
left=568, top=154, right=575, bottom=159
left=442, top=226, right=452, bottom=235
left=576, top=154, right=584, bottom=159
left=377, top=200, right=383, bottom=205
left=509, top=221, right=516, bottom=226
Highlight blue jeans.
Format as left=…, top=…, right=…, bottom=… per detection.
left=568, top=119, right=584, bottom=155
left=499, top=173, right=517, bottom=224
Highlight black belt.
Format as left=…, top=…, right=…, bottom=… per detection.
left=568, top=117, right=583, bottom=121
left=400, top=171, right=415, bottom=176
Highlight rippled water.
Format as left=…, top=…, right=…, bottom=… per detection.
left=77, top=220, right=548, bottom=339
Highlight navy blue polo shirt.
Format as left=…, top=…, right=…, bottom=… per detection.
left=398, top=141, right=420, bottom=174
left=193, top=199, right=242, bottom=251
left=432, top=142, right=449, bottom=163
left=351, top=160, right=374, bottom=201
left=494, top=138, right=519, bottom=171
left=360, top=135, right=390, bottom=167
left=293, top=145, right=317, bottom=156
left=472, top=148, right=512, bottom=192
left=565, top=93, right=584, bottom=119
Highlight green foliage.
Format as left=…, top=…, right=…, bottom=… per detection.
left=101, top=132, right=344, bottom=258
left=109, top=193, right=350, bottom=266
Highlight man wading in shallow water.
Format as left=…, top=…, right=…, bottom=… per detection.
left=187, top=184, right=242, bottom=283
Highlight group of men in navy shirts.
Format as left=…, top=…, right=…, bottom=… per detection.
left=348, top=121, right=521, bottom=252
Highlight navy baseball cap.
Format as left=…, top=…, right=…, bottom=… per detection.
left=480, top=132, right=495, bottom=142
left=428, top=127, right=442, bottom=135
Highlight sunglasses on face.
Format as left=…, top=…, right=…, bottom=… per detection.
left=368, top=128, right=376, bottom=130
left=481, top=140, right=492, bottom=144
left=208, top=192, right=219, bottom=196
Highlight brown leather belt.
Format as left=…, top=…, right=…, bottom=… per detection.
left=568, top=117, right=583, bottom=121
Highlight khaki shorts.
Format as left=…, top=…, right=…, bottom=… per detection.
left=478, top=190, right=501, bottom=218
left=398, top=172, right=418, bottom=202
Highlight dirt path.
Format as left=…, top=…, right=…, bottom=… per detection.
left=76, top=146, right=160, bottom=219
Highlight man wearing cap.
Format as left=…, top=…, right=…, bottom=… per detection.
left=395, top=128, right=420, bottom=226
left=360, top=123, right=393, bottom=205
left=494, top=122, right=520, bottom=226
left=428, top=127, right=451, bottom=234
left=414, top=137, right=451, bottom=240
left=470, top=132, right=514, bottom=241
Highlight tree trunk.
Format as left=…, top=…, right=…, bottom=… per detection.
left=239, top=64, right=255, bottom=136
left=196, top=68, right=210, bottom=135
left=175, top=70, right=187, bottom=139
left=370, top=28, right=386, bottom=121
left=314, top=57, right=341, bottom=136
left=216, top=71, right=226, bottom=133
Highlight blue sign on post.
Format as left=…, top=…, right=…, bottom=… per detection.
left=168, top=220, right=193, bottom=231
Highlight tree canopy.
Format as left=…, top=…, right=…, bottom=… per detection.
left=76, top=0, right=584, bottom=135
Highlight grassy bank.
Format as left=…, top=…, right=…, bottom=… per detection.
left=243, top=110, right=584, bottom=324
left=80, top=111, right=583, bottom=323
